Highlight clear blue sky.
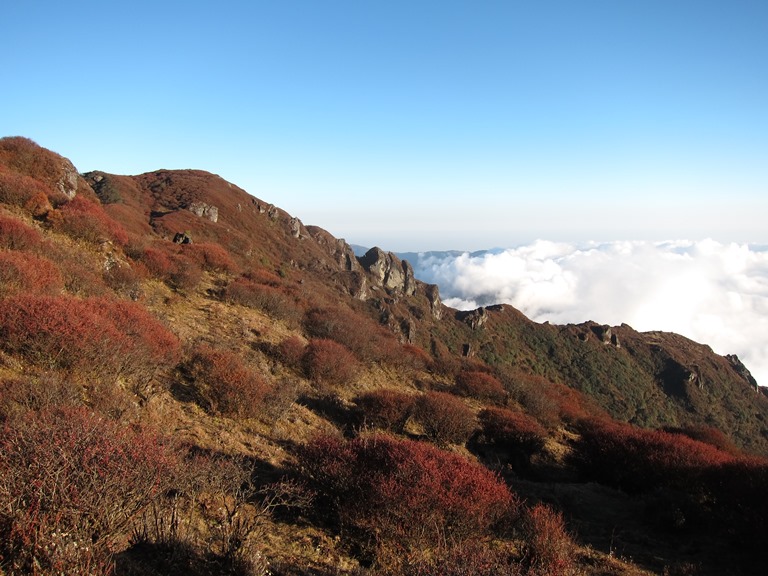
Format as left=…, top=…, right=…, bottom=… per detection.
left=3, top=0, right=767, bottom=251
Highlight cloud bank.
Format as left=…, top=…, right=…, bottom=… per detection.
left=411, top=240, right=768, bottom=387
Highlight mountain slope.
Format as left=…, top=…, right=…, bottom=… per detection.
left=2, top=136, right=767, bottom=576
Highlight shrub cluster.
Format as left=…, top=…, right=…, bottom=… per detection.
left=184, top=345, right=270, bottom=418
left=0, top=406, right=179, bottom=575
left=478, top=406, right=547, bottom=454
left=298, top=434, right=517, bottom=562
left=355, top=388, right=415, bottom=433
left=0, top=251, right=63, bottom=297
left=224, top=276, right=299, bottom=324
left=414, top=390, right=476, bottom=445
left=302, top=338, right=359, bottom=389
left=0, top=213, right=43, bottom=250
left=0, top=294, right=180, bottom=385
left=50, top=196, right=129, bottom=246
left=455, top=370, right=507, bottom=403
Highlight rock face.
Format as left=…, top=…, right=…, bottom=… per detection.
left=188, top=201, right=219, bottom=222
left=58, top=158, right=80, bottom=199
left=458, top=307, right=488, bottom=330
left=306, top=226, right=359, bottom=272
left=358, top=247, right=416, bottom=297
left=727, top=354, right=759, bottom=391
left=425, top=284, right=443, bottom=320
left=592, top=324, right=620, bottom=347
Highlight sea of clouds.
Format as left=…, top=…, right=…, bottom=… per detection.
left=409, top=239, right=768, bottom=387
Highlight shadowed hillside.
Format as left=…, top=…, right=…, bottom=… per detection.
left=1, top=136, right=767, bottom=576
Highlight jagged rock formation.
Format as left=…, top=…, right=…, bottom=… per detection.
left=358, top=247, right=417, bottom=297
left=188, top=201, right=219, bottom=222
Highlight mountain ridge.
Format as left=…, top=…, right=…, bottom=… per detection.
left=2, top=136, right=768, bottom=575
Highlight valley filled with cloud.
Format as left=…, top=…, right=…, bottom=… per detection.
left=412, top=240, right=768, bottom=386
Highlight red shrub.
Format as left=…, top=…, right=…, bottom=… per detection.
left=225, top=277, right=300, bottom=323
left=303, top=338, right=359, bottom=388
left=298, top=434, right=517, bottom=555
left=479, top=407, right=547, bottom=453
left=0, top=406, right=180, bottom=575
left=184, top=345, right=269, bottom=418
left=572, top=419, right=734, bottom=493
left=303, top=305, right=397, bottom=363
left=140, top=245, right=175, bottom=278
left=414, top=390, right=476, bottom=446
left=276, top=335, right=307, bottom=369
left=0, top=295, right=180, bottom=384
left=522, top=503, right=576, bottom=576
left=355, top=389, right=415, bottom=432
left=0, top=251, right=63, bottom=296
left=456, top=370, right=507, bottom=403
left=0, top=213, right=43, bottom=250
left=183, top=241, right=238, bottom=273
left=52, top=196, right=129, bottom=246
left=0, top=169, right=56, bottom=209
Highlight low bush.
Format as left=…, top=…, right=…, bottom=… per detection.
left=522, top=503, right=577, bottom=576
left=0, top=251, right=63, bottom=297
left=0, top=295, right=180, bottom=385
left=275, top=335, right=306, bottom=369
left=183, top=241, right=238, bottom=273
left=302, top=338, right=359, bottom=389
left=455, top=370, right=507, bottom=403
left=298, top=434, right=518, bottom=561
left=224, top=277, right=300, bottom=324
left=414, top=390, right=476, bottom=446
left=0, top=213, right=43, bottom=250
left=184, top=345, right=270, bottom=418
left=355, top=388, right=415, bottom=433
left=0, top=406, right=180, bottom=575
left=478, top=407, right=547, bottom=453
left=51, top=196, right=129, bottom=246
left=572, top=419, right=733, bottom=494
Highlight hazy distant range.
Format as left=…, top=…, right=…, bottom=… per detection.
left=354, top=240, right=768, bottom=388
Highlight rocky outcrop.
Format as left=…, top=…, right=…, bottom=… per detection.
left=727, top=354, right=759, bottom=391
left=188, top=201, right=219, bottom=222
left=358, top=247, right=416, bottom=297
left=458, top=307, right=488, bottom=330
left=425, top=284, right=442, bottom=320
left=307, top=226, right=359, bottom=272
left=591, top=324, right=620, bottom=347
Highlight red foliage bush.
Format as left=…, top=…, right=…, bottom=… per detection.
left=0, top=295, right=180, bottom=384
left=479, top=407, right=547, bottom=453
left=303, top=305, right=398, bottom=363
left=414, top=390, right=476, bottom=446
left=52, top=196, right=129, bottom=246
left=522, top=503, right=577, bottom=576
left=298, top=434, right=517, bottom=556
left=184, top=345, right=270, bottom=418
left=0, top=251, right=63, bottom=297
left=0, top=406, right=180, bottom=575
left=0, top=213, right=43, bottom=250
left=303, top=338, right=359, bottom=388
left=572, top=419, right=734, bottom=493
left=456, top=370, right=507, bottom=403
left=355, top=389, right=415, bottom=433
left=136, top=245, right=203, bottom=292
left=0, top=168, right=57, bottom=209
left=224, top=277, right=300, bottom=323
left=183, top=241, right=238, bottom=273
left=276, top=335, right=307, bottom=369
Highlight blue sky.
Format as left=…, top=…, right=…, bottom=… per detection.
left=3, top=0, right=767, bottom=251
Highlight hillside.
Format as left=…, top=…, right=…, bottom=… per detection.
left=1, top=136, right=767, bottom=576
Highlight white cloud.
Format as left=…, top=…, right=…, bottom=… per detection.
left=411, top=240, right=768, bottom=387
